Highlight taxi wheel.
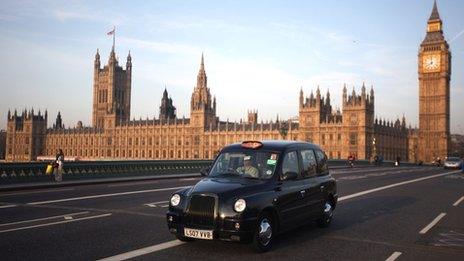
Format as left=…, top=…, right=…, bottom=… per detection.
left=252, top=213, right=274, bottom=253
left=176, top=235, right=195, bottom=242
left=317, top=200, right=334, bottom=228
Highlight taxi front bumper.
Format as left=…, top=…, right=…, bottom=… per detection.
left=166, top=210, right=257, bottom=243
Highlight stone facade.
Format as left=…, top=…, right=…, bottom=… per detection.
left=4, top=3, right=450, bottom=163
left=418, top=1, right=451, bottom=163
left=0, top=129, right=6, bottom=160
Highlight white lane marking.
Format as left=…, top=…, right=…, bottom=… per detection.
left=0, top=211, right=89, bottom=227
left=27, top=186, right=189, bottom=205
left=99, top=170, right=458, bottom=260
left=339, top=170, right=460, bottom=202
left=179, top=178, right=197, bottom=181
left=0, top=188, right=74, bottom=196
left=144, top=201, right=169, bottom=208
left=419, top=213, right=447, bottom=234
left=331, top=167, right=410, bottom=175
left=0, top=213, right=112, bottom=234
left=97, top=240, right=185, bottom=261
left=0, top=204, right=17, bottom=209
left=453, top=196, right=464, bottom=207
left=107, top=180, right=159, bottom=188
left=64, top=216, right=73, bottom=220
left=385, top=251, right=402, bottom=261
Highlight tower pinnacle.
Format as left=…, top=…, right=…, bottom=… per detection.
left=429, top=0, right=440, bottom=21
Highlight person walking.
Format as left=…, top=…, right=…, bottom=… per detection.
left=54, top=149, right=65, bottom=182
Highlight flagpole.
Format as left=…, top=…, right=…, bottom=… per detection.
left=112, top=26, right=115, bottom=50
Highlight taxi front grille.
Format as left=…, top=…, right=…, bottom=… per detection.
left=185, top=195, right=216, bottom=227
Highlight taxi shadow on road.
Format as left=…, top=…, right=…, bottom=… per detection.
left=166, top=196, right=417, bottom=256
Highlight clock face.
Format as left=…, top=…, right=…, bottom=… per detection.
left=423, top=54, right=441, bottom=71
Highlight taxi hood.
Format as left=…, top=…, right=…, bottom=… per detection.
left=187, top=177, right=269, bottom=198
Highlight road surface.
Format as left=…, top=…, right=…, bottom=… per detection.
left=1, top=166, right=463, bottom=261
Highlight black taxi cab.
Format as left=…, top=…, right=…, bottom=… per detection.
left=166, top=140, right=338, bottom=252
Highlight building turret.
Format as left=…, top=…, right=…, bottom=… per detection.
left=126, top=51, right=132, bottom=70
left=54, top=111, right=63, bottom=129
left=343, top=84, right=347, bottom=103
left=299, top=87, right=304, bottom=108
left=159, top=87, right=177, bottom=121
left=190, top=53, right=217, bottom=129
left=94, top=49, right=101, bottom=69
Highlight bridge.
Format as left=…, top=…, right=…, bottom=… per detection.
left=0, top=162, right=463, bottom=260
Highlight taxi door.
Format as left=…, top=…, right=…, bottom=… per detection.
left=275, top=150, right=309, bottom=229
left=299, top=149, right=324, bottom=218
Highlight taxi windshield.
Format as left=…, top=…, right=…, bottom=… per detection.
left=209, top=151, right=280, bottom=180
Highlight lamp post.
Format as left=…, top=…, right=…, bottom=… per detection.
left=372, top=136, right=376, bottom=163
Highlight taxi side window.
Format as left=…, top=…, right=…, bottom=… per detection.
left=315, top=150, right=328, bottom=174
left=281, top=151, right=300, bottom=177
left=300, top=149, right=317, bottom=178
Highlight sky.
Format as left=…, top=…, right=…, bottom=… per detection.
left=0, top=0, right=463, bottom=134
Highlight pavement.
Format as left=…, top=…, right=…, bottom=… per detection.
left=0, top=166, right=463, bottom=260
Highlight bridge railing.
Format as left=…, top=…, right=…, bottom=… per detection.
left=0, top=160, right=213, bottom=184
left=0, top=158, right=421, bottom=184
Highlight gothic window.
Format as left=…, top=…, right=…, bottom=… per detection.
left=170, top=150, right=174, bottom=158
left=177, top=150, right=181, bottom=158
left=128, top=138, right=132, bottom=146
left=156, top=150, right=159, bottom=158
left=142, top=150, right=145, bottom=158
left=163, top=150, right=166, bottom=158
left=350, top=133, right=358, bottom=146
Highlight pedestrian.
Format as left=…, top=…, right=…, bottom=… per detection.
left=396, top=156, right=401, bottom=167
left=54, top=149, right=65, bottom=182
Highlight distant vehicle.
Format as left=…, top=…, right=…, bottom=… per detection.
left=166, top=140, right=338, bottom=252
left=443, top=157, right=463, bottom=169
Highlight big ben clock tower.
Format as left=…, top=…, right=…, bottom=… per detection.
left=418, top=1, right=451, bottom=163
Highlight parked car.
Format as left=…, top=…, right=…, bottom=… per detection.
left=443, top=157, right=463, bottom=169
left=166, top=140, right=338, bottom=252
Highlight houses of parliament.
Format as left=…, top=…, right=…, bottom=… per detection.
left=4, top=2, right=451, bottom=163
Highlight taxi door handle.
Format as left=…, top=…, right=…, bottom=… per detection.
left=300, top=190, right=306, bottom=197
left=320, top=185, right=325, bottom=192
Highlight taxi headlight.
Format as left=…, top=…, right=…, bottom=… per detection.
left=234, top=199, right=246, bottom=213
left=170, top=194, right=181, bottom=206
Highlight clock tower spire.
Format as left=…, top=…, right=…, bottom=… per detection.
left=418, top=0, right=451, bottom=163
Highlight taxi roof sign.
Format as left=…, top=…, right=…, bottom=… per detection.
left=241, top=141, right=263, bottom=149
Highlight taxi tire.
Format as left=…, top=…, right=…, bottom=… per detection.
left=252, top=213, right=274, bottom=253
left=317, top=200, right=334, bottom=228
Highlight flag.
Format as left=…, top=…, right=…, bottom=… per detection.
left=107, top=28, right=115, bottom=36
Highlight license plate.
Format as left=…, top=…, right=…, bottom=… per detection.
left=184, top=228, right=213, bottom=240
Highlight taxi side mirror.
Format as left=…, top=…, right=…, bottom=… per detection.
left=281, top=171, right=298, bottom=181
left=200, top=167, right=210, bottom=176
